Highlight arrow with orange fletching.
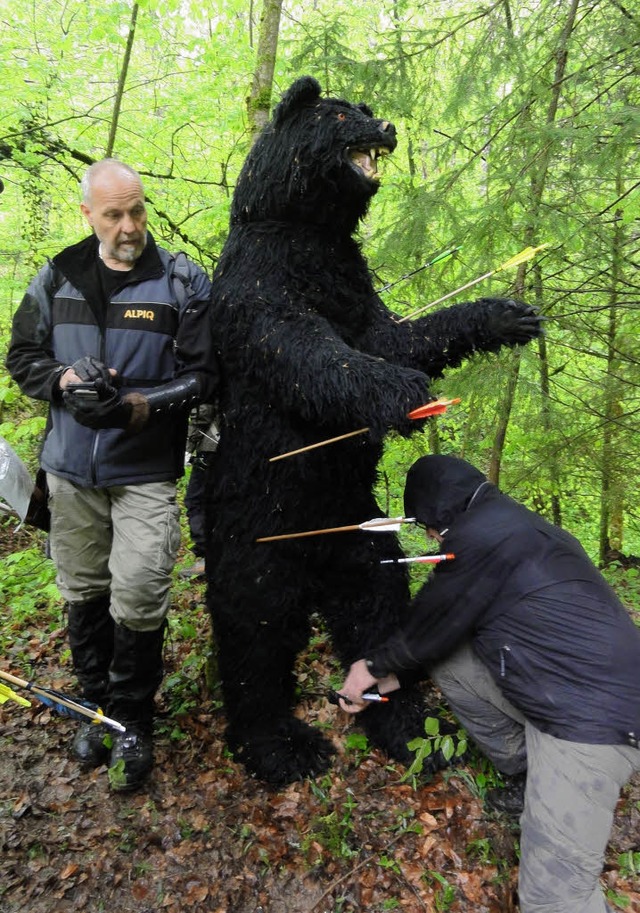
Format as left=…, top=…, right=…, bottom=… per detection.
left=268, top=397, right=461, bottom=462
left=407, top=397, right=460, bottom=419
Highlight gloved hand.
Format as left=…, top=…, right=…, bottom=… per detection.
left=68, top=356, right=117, bottom=391
left=63, top=383, right=133, bottom=430
left=482, top=297, right=544, bottom=345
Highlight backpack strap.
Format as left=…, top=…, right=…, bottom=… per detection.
left=45, top=257, right=66, bottom=298
left=160, top=249, right=196, bottom=309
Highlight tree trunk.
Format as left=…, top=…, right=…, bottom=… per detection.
left=489, top=0, right=580, bottom=482
left=598, top=195, right=625, bottom=563
left=487, top=350, right=521, bottom=485
left=534, top=263, right=562, bottom=525
left=246, top=0, right=283, bottom=142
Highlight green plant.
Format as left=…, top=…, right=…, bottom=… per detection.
left=0, top=544, right=61, bottom=656
left=617, top=850, right=640, bottom=879
left=377, top=854, right=401, bottom=875
left=309, top=772, right=333, bottom=803
left=444, top=752, right=504, bottom=799
left=344, top=730, right=371, bottom=765
left=108, top=757, right=127, bottom=792
left=302, top=789, right=359, bottom=862
left=605, top=888, right=631, bottom=910
left=466, top=836, right=496, bottom=865
left=27, top=842, right=46, bottom=860
left=601, top=565, right=640, bottom=626
left=178, top=817, right=194, bottom=840
left=402, top=716, right=467, bottom=784
left=423, top=870, right=456, bottom=911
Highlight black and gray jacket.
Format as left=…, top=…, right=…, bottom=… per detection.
left=6, top=233, right=217, bottom=488
left=366, top=455, right=640, bottom=749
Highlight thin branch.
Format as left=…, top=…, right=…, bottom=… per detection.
left=105, top=3, right=139, bottom=156
left=306, top=830, right=408, bottom=912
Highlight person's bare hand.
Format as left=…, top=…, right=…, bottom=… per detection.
left=337, top=659, right=378, bottom=714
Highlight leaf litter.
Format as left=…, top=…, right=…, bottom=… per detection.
left=1, top=580, right=638, bottom=913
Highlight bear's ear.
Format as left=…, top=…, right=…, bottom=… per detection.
left=273, top=76, right=322, bottom=127
left=357, top=102, right=375, bottom=118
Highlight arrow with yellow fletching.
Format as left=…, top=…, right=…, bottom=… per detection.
left=399, top=243, right=551, bottom=322
left=0, top=668, right=126, bottom=732
left=0, top=682, right=31, bottom=707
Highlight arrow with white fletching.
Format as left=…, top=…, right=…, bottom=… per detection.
left=256, top=516, right=416, bottom=543
left=381, top=553, right=455, bottom=565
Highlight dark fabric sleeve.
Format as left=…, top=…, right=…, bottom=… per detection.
left=173, top=263, right=219, bottom=403
left=5, top=263, right=67, bottom=401
left=366, top=521, right=522, bottom=677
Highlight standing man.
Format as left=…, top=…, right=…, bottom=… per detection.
left=338, top=454, right=640, bottom=913
left=6, top=159, right=218, bottom=791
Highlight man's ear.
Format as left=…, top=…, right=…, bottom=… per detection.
left=80, top=202, right=93, bottom=226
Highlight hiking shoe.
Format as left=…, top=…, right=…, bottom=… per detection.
left=109, top=722, right=154, bottom=791
left=72, top=722, right=111, bottom=767
left=178, top=558, right=206, bottom=580
left=485, top=772, right=526, bottom=817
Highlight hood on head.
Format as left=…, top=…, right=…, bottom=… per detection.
left=404, top=455, right=488, bottom=532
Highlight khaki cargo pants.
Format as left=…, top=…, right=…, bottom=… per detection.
left=47, top=474, right=181, bottom=631
left=432, top=641, right=639, bottom=913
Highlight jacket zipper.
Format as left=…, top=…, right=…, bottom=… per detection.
left=499, top=645, right=510, bottom=677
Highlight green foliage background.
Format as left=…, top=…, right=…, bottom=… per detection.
left=1, top=0, right=639, bottom=571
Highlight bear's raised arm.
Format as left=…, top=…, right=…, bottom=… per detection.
left=359, top=294, right=543, bottom=380
left=239, top=307, right=434, bottom=439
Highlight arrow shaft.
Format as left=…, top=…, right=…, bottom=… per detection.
left=0, top=669, right=125, bottom=732
left=256, top=524, right=360, bottom=542
left=399, top=270, right=494, bottom=322
left=381, top=553, right=455, bottom=564
left=257, top=517, right=414, bottom=543
left=377, top=247, right=461, bottom=294
left=269, top=428, right=369, bottom=462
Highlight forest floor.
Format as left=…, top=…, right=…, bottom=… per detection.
left=1, top=526, right=639, bottom=913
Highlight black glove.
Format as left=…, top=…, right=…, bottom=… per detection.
left=63, top=383, right=133, bottom=430
left=482, top=297, right=544, bottom=346
left=69, top=356, right=116, bottom=388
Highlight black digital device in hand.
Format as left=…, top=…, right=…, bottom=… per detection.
left=67, top=382, right=99, bottom=400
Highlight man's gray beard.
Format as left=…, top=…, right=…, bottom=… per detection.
left=111, top=230, right=148, bottom=264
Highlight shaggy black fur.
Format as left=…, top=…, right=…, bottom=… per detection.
left=206, top=76, right=542, bottom=786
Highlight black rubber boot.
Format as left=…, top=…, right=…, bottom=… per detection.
left=108, top=622, right=165, bottom=792
left=67, top=596, right=114, bottom=767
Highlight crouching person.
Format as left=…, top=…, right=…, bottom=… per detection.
left=6, top=159, right=218, bottom=791
left=337, top=454, right=640, bottom=913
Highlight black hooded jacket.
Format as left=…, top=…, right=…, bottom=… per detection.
left=366, top=455, right=640, bottom=747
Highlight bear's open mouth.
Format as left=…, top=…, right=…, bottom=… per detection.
left=348, top=147, right=391, bottom=182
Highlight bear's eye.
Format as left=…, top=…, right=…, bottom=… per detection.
left=337, top=113, right=347, bottom=121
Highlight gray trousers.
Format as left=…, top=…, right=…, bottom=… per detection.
left=47, top=474, right=181, bottom=631
left=432, top=642, right=639, bottom=913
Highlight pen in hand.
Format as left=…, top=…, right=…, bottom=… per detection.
left=328, top=689, right=389, bottom=706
